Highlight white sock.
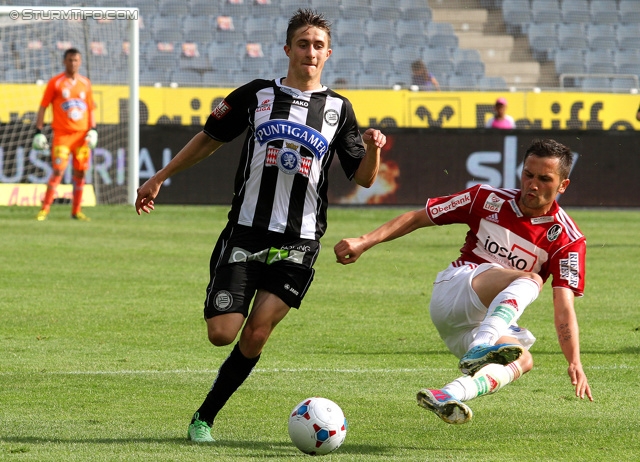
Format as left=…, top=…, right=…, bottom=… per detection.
left=470, top=278, right=540, bottom=349
left=443, top=361, right=523, bottom=402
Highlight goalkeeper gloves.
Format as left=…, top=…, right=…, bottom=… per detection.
left=86, top=129, right=98, bottom=149
left=32, top=129, right=49, bottom=151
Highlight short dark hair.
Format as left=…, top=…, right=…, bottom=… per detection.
left=286, top=9, right=331, bottom=47
left=64, top=48, right=81, bottom=59
left=524, top=139, right=573, bottom=180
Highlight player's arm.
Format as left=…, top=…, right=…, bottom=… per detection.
left=553, top=287, right=593, bottom=402
left=334, top=208, right=434, bottom=265
left=32, top=106, right=49, bottom=150
left=135, top=131, right=224, bottom=215
left=353, top=128, right=386, bottom=187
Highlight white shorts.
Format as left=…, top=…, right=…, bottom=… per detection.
left=429, top=262, right=536, bottom=359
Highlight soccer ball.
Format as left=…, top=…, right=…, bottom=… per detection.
left=288, top=397, right=347, bottom=456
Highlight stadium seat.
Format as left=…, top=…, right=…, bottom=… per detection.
left=611, top=76, right=639, bottom=92
left=140, top=68, right=170, bottom=86
left=614, top=49, right=640, bottom=74
left=388, top=72, right=412, bottom=88
left=585, top=49, right=615, bottom=74
left=528, top=22, right=558, bottom=61
left=395, top=19, right=429, bottom=48
left=427, top=22, right=459, bottom=51
left=152, top=15, right=184, bottom=43
left=333, top=19, right=367, bottom=47
left=531, top=0, right=561, bottom=23
left=560, top=0, right=590, bottom=24
left=399, top=0, right=432, bottom=22
left=221, top=0, right=251, bottom=17
left=134, top=0, right=160, bottom=17
left=502, top=0, right=533, bottom=35
left=365, top=19, right=397, bottom=48
left=202, top=69, right=240, bottom=87
left=207, top=42, right=243, bottom=72
left=170, top=69, right=203, bottom=86
left=557, top=23, right=587, bottom=51
left=157, top=0, right=182, bottom=16
left=586, top=24, right=617, bottom=52
left=477, top=75, right=508, bottom=90
left=581, top=76, right=611, bottom=91
left=5, top=68, right=31, bottom=83
left=309, top=0, right=337, bottom=19
left=189, top=0, right=222, bottom=17
left=179, top=42, right=212, bottom=72
left=619, top=0, right=640, bottom=24
left=244, top=17, right=279, bottom=44
left=422, top=46, right=452, bottom=63
left=361, top=46, right=394, bottom=75
left=371, top=0, right=402, bottom=21
left=340, top=0, right=373, bottom=20
left=356, top=72, right=390, bottom=89
left=183, top=16, right=214, bottom=42
left=590, top=0, right=620, bottom=25
left=253, top=1, right=281, bottom=17
left=555, top=49, right=585, bottom=75
left=392, top=45, right=424, bottom=74
left=617, top=24, right=640, bottom=51
left=453, top=49, right=485, bottom=78
left=280, top=0, right=311, bottom=16
left=448, top=74, right=478, bottom=90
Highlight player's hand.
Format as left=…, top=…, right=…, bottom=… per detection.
left=334, top=237, right=367, bottom=265
left=568, top=362, right=593, bottom=402
left=86, top=129, right=98, bottom=149
left=33, top=132, right=49, bottom=150
left=135, top=177, right=162, bottom=215
left=361, top=128, right=386, bottom=149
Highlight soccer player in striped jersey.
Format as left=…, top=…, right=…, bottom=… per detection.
left=335, top=139, right=593, bottom=424
left=135, top=9, right=386, bottom=442
left=34, top=48, right=97, bottom=221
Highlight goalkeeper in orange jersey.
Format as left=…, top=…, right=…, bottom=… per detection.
left=34, top=48, right=97, bottom=221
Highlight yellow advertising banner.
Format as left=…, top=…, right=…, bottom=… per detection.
left=1, top=83, right=637, bottom=130
left=0, top=183, right=96, bottom=207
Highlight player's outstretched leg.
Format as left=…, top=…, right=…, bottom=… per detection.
left=416, top=389, right=473, bottom=424
left=458, top=343, right=523, bottom=376
left=187, top=412, right=214, bottom=443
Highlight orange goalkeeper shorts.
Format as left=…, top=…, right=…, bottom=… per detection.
left=51, top=131, right=91, bottom=173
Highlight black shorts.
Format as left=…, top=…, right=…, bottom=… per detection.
left=203, top=224, right=319, bottom=319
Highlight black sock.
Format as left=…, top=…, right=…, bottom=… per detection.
left=192, top=342, right=260, bottom=426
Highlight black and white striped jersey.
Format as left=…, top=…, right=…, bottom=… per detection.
left=203, top=78, right=367, bottom=240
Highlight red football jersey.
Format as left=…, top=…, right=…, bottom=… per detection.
left=426, top=184, right=586, bottom=296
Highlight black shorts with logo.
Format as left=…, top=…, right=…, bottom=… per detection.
left=203, top=223, right=319, bottom=319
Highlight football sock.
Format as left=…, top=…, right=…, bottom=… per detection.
left=71, top=175, right=85, bottom=216
left=470, top=277, right=541, bottom=348
left=443, top=361, right=523, bottom=402
left=41, top=174, right=63, bottom=211
left=193, top=342, right=260, bottom=426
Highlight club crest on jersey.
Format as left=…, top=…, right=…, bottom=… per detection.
left=255, top=120, right=328, bottom=159
left=324, top=109, right=339, bottom=126
left=547, top=224, right=563, bottom=242
left=266, top=143, right=312, bottom=177
left=483, top=193, right=505, bottom=213
left=213, top=290, right=233, bottom=311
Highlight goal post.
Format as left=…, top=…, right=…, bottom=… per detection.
left=0, top=5, right=139, bottom=206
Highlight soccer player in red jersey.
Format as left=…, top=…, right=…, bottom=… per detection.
left=34, top=48, right=97, bottom=221
left=335, top=139, right=593, bottom=424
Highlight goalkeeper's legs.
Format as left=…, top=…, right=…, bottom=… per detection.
left=38, top=169, right=64, bottom=220
left=71, top=169, right=86, bottom=217
left=71, top=145, right=91, bottom=220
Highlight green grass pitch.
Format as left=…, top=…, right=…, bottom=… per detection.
left=1, top=205, right=639, bottom=461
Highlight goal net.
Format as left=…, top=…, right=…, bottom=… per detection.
left=0, top=6, right=139, bottom=206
